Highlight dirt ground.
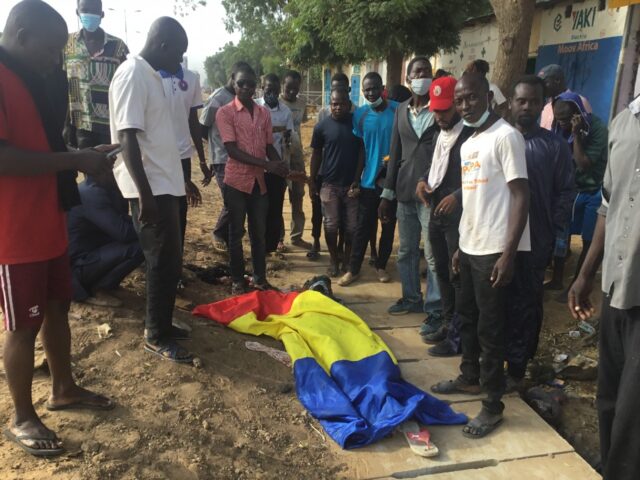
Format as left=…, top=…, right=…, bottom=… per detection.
left=0, top=120, right=601, bottom=479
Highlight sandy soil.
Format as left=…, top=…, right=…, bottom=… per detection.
left=0, top=121, right=345, bottom=479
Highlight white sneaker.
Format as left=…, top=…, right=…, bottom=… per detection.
left=377, top=269, right=391, bottom=283
left=338, top=271, right=360, bottom=286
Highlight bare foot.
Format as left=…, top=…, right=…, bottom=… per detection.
left=48, top=385, right=114, bottom=411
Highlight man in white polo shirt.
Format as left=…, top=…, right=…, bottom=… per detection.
left=109, top=17, right=193, bottom=364
left=431, top=72, right=530, bottom=439
left=158, top=63, right=206, bottom=262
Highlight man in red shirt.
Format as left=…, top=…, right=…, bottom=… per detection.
left=216, top=64, right=289, bottom=295
left=0, top=0, right=114, bottom=457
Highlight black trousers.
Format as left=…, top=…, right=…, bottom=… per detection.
left=370, top=200, right=397, bottom=270
left=349, top=187, right=382, bottom=275
left=265, top=173, right=287, bottom=253
left=130, top=195, right=183, bottom=344
left=457, top=251, right=507, bottom=414
left=598, top=293, right=640, bottom=480
left=71, top=241, right=144, bottom=301
left=224, top=183, right=268, bottom=284
left=505, top=252, right=545, bottom=379
left=429, top=211, right=461, bottom=324
left=311, top=176, right=323, bottom=241
left=212, top=164, right=230, bottom=244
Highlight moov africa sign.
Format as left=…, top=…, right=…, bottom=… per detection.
left=536, top=0, right=629, bottom=122
left=540, top=0, right=627, bottom=45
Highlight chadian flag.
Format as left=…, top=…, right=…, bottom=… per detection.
left=193, top=290, right=467, bottom=449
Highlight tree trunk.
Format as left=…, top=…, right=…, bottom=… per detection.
left=489, top=0, right=536, bottom=98
left=386, top=49, right=404, bottom=87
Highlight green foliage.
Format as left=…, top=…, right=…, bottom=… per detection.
left=207, top=0, right=490, bottom=85
left=285, top=0, right=491, bottom=65
left=173, top=0, right=207, bottom=17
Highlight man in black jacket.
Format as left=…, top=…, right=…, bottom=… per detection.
left=379, top=57, right=441, bottom=328
left=416, top=76, right=473, bottom=353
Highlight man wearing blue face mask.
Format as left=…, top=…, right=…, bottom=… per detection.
left=379, top=57, right=442, bottom=325
left=338, top=71, right=398, bottom=285
left=64, top=0, right=129, bottom=149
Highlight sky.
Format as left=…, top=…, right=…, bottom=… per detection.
left=0, top=0, right=239, bottom=83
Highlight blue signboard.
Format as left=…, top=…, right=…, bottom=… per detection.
left=535, top=36, right=623, bottom=122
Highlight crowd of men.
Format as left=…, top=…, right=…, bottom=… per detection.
left=0, top=1, right=638, bottom=479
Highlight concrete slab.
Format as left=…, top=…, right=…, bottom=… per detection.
left=332, top=397, right=575, bottom=480
left=376, top=328, right=430, bottom=361
left=364, top=314, right=425, bottom=330
left=350, top=303, right=424, bottom=329
left=411, top=453, right=600, bottom=480
left=399, top=358, right=480, bottom=404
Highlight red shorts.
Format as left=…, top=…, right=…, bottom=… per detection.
left=0, top=252, right=72, bottom=331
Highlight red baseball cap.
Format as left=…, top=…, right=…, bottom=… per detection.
left=429, top=76, right=457, bottom=111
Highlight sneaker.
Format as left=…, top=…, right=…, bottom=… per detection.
left=421, top=325, right=447, bottom=344
left=388, top=299, right=423, bottom=316
left=420, top=312, right=444, bottom=336
left=291, top=238, right=313, bottom=250
left=428, top=340, right=459, bottom=357
left=376, top=269, right=391, bottom=283
left=338, top=271, right=360, bottom=286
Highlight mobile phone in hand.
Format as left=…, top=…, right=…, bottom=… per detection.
left=106, top=146, right=124, bottom=160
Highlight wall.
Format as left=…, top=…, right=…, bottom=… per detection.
left=535, top=0, right=629, bottom=120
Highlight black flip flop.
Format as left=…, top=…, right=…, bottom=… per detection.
left=3, top=428, right=65, bottom=457
left=144, top=342, right=194, bottom=364
left=46, top=394, right=115, bottom=412
left=462, top=416, right=503, bottom=439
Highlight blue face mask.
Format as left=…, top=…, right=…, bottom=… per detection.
left=463, top=109, right=491, bottom=128
left=364, top=96, right=383, bottom=109
left=79, top=13, right=102, bottom=33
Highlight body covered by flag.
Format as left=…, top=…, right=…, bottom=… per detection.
left=193, top=290, right=467, bottom=449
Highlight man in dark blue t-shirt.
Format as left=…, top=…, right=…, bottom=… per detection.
left=309, top=87, right=362, bottom=277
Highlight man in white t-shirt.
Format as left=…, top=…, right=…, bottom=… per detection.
left=159, top=65, right=205, bottom=258
left=109, top=17, right=193, bottom=364
left=431, top=72, right=530, bottom=439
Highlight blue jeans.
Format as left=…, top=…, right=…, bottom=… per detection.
left=396, top=200, right=441, bottom=312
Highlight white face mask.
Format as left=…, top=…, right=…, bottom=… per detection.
left=410, top=78, right=432, bottom=96
left=364, top=96, right=383, bottom=108
left=463, top=109, right=491, bottom=128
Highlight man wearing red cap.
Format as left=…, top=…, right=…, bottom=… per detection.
left=416, top=76, right=473, bottom=355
